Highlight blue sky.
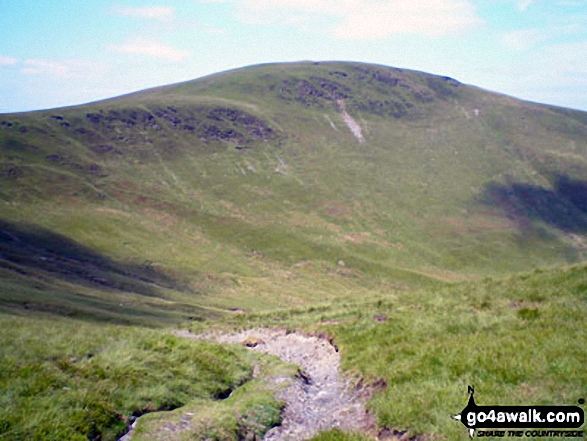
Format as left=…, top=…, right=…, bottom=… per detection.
left=1, top=0, right=586, bottom=113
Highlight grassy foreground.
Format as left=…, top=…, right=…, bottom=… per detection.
left=1, top=61, right=586, bottom=440
left=0, top=313, right=294, bottom=440
left=206, top=263, right=587, bottom=440
left=132, top=357, right=296, bottom=441
left=0, top=263, right=585, bottom=440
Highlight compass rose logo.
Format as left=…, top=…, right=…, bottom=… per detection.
left=452, top=385, right=478, bottom=438
left=452, top=386, right=584, bottom=438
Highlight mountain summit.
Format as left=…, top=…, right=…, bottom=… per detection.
left=1, top=61, right=586, bottom=317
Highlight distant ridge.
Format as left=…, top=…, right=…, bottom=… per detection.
left=1, top=60, right=586, bottom=317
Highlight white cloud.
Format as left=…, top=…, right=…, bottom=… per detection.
left=21, top=60, right=68, bottom=76
left=112, top=5, right=175, bottom=21
left=229, top=0, right=481, bottom=39
left=543, top=40, right=587, bottom=77
left=517, top=0, right=534, bottom=11
left=335, top=0, right=481, bottom=39
left=20, top=59, right=108, bottom=78
left=486, top=38, right=587, bottom=109
left=108, top=40, right=190, bottom=62
left=165, top=19, right=228, bottom=35
left=206, top=26, right=226, bottom=34
left=500, top=24, right=583, bottom=51
left=500, top=29, right=545, bottom=51
left=0, top=56, right=18, bottom=66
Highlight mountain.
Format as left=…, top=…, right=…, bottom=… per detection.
left=2, top=61, right=587, bottom=441
left=1, top=60, right=587, bottom=322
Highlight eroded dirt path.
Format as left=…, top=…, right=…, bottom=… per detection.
left=175, top=328, right=377, bottom=440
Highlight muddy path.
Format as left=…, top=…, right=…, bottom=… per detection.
left=175, top=328, right=378, bottom=440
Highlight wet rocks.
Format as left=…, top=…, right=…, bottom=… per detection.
left=86, top=112, right=102, bottom=124
left=329, top=71, right=349, bottom=78
left=67, top=106, right=277, bottom=149
left=204, top=107, right=274, bottom=141
left=280, top=77, right=352, bottom=107
left=426, top=76, right=460, bottom=99
left=275, top=66, right=435, bottom=119
left=199, top=124, right=244, bottom=143
left=370, top=70, right=401, bottom=87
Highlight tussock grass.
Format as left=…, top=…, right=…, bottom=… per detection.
left=0, top=314, right=255, bottom=440
left=202, top=264, right=587, bottom=440
left=1, top=61, right=586, bottom=439
left=310, top=429, right=372, bottom=441
left=133, top=355, right=297, bottom=440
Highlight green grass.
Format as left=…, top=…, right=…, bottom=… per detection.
left=0, top=314, right=259, bottom=440
left=1, top=264, right=585, bottom=440
left=0, top=61, right=586, bottom=439
left=336, top=266, right=587, bottom=439
left=310, top=429, right=371, bottom=441
left=133, top=355, right=297, bottom=440
left=204, top=263, right=587, bottom=440
left=2, top=62, right=586, bottom=309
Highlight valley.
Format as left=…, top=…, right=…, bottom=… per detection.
left=0, top=61, right=586, bottom=440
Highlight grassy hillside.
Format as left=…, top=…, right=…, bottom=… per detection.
left=1, top=61, right=586, bottom=439
left=211, top=263, right=587, bottom=440
left=2, top=263, right=584, bottom=440
left=0, top=312, right=295, bottom=440
left=1, top=61, right=586, bottom=320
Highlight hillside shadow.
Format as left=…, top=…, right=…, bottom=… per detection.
left=481, top=175, right=587, bottom=233
left=0, top=220, right=202, bottom=325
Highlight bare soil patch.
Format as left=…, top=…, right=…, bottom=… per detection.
left=176, top=328, right=379, bottom=440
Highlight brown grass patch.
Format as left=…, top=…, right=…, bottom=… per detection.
left=93, top=207, right=132, bottom=218
left=141, top=208, right=179, bottom=229
left=319, top=201, right=351, bottom=217
left=341, top=232, right=371, bottom=244
left=285, top=211, right=342, bottom=233
left=437, top=214, right=515, bottom=235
